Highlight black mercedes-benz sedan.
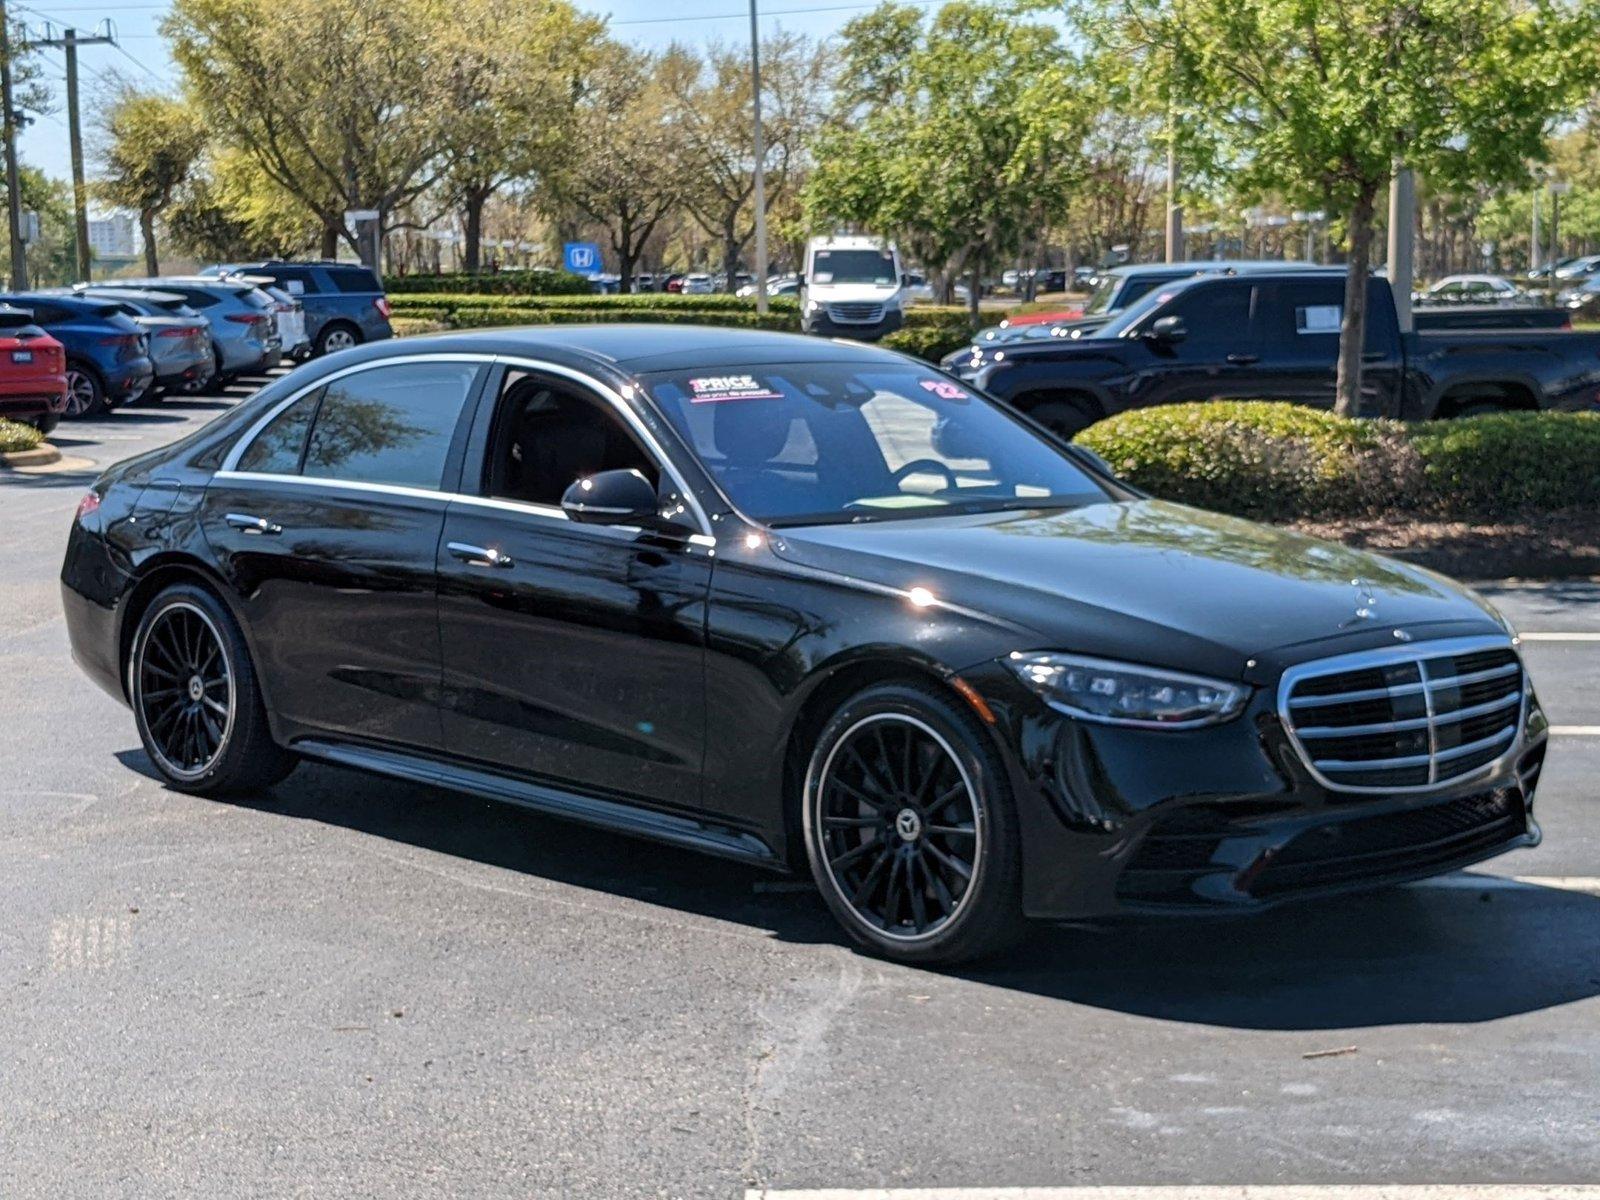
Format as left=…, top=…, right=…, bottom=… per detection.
left=61, top=326, right=1549, bottom=963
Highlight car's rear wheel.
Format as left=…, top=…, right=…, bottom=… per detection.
left=130, top=584, right=296, bottom=796
left=30, top=411, right=59, bottom=435
left=1026, top=394, right=1100, bottom=440
left=803, top=680, right=1023, bottom=964
left=316, top=323, right=359, bottom=356
left=63, top=363, right=107, bottom=418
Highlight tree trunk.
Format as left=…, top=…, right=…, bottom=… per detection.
left=321, top=221, right=339, bottom=259
left=1334, top=188, right=1378, bottom=419
left=463, top=190, right=486, bottom=274
left=140, top=209, right=158, bottom=276
left=967, top=258, right=982, bottom=323
left=723, top=224, right=741, bottom=294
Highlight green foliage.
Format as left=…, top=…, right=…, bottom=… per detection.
left=387, top=271, right=595, bottom=296
left=0, top=418, right=43, bottom=454
left=880, top=318, right=977, bottom=363
left=804, top=3, right=1089, bottom=314
left=93, top=88, right=206, bottom=272
left=1077, top=402, right=1600, bottom=521
left=387, top=292, right=799, bottom=313
left=392, top=293, right=802, bottom=332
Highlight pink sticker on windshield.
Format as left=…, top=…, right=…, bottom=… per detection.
left=919, top=379, right=969, bottom=400
left=689, top=374, right=784, bottom=402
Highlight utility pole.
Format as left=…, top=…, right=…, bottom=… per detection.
left=1164, top=104, right=1182, bottom=263
left=748, top=0, right=769, bottom=314
left=37, top=23, right=114, bottom=282
left=0, top=0, right=27, bottom=289
left=1530, top=186, right=1541, bottom=275
left=1387, top=165, right=1416, bottom=334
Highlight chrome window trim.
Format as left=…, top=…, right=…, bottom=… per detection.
left=217, top=349, right=714, bottom=540
left=1276, top=633, right=1531, bottom=796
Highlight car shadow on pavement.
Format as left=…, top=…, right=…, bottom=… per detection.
left=116, top=749, right=1600, bottom=1029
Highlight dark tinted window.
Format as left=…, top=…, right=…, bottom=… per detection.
left=1257, top=280, right=1346, bottom=345
left=270, top=266, right=319, bottom=295
left=302, top=361, right=478, bottom=488
left=180, top=289, right=220, bottom=309
left=484, top=371, right=658, bottom=506
left=329, top=267, right=381, bottom=294
left=237, top=390, right=321, bottom=474
left=24, top=303, right=63, bottom=323
left=1159, top=282, right=1254, bottom=344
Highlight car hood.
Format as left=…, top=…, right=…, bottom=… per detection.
left=770, top=500, right=1505, bottom=682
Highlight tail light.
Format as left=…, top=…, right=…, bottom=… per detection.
left=374, top=297, right=392, bottom=319
left=97, top=334, right=140, bottom=347
left=158, top=326, right=204, bottom=338
left=75, top=491, right=100, bottom=522
left=226, top=313, right=270, bottom=327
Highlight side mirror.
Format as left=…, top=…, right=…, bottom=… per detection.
left=900, top=273, right=913, bottom=287
left=560, top=468, right=661, bottom=526
left=795, top=273, right=806, bottom=287
left=1146, top=315, right=1187, bottom=344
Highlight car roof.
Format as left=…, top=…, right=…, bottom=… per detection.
left=76, top=286, right=190, bottom=304
left=109, top=276, right=258, bottom=292
left=1103, top=260, right=1339, bottom=280
left=329, top=324, right=912, bottom=375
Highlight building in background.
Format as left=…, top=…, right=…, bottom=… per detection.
left=87, top=214, right=138, bottom=260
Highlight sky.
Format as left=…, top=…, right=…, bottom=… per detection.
left=11, top=0, right=920, bottom=206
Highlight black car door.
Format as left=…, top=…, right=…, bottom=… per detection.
left=1251, top=277, right=1405, bottom=416
left=435, top=364, right=713, bottom=812
left=201, top=356, right=487, bottom=750
left=1126, top=279, right=1265, bottom=408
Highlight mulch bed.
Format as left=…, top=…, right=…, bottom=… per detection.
left=1287, top=510, right=1600, bottom=580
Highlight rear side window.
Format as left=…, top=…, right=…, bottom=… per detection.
left=182, top=290, right=220, bottom=309
left=1258, top=280, right=1347, bottom=345
left=302, top=361, right=479, bottom=488
left=329, top=267, right=381, bottom=294
left=269, top=267, right=317, bottom=295
left=236, top=390, right=322, bottom=474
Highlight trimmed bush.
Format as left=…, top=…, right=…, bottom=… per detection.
left=0, top=417, right=43, bottom=453
left=881, top=317, right=978, bottom=363
left=387, top=270, right=593, bottom=296
left=1077, top=401, right=1600, bottom=521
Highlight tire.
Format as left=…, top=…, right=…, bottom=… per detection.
left=315, top=323, right=360, bottom=356
left=1027, top=394, right=1100, bottom=440
left=129, top=583, right=297, bottom=796
left=63, top=362, right=107, bottom=419
left=30, top=411, right=59, bottom=435
left=802, top=679, right=1023, bottom=965
left=1447, top=401, right=1511, bottom=419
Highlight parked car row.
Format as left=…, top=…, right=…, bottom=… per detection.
left=0, top=261, right=392, bottom=426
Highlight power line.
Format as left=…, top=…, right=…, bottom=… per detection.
left=608, top=0, right=945, bottom=23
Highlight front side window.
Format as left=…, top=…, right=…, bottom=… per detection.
left=645, top=363, right=1110, bottom=526
left=297, top=361, right=478, bottom=488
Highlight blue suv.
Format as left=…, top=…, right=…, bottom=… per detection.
left=205, top=260, right=393, bottom=357
left=0, top=293, right=155, bottom=417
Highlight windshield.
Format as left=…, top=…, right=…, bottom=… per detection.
left=811, top=249, right=897, bottom=286
left=1081, top=275, right=1121, bottom=316
left=1096, top=278, right=1201, bottom=339
left=645, top=362, right=1112, bottom=526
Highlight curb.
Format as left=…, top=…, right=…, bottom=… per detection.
left=0, top=442, right=61, bottom=468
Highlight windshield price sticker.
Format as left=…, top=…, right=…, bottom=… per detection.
left=688, top=374, right=784, bottom=403
left=919, top=379, right=969, bottom=401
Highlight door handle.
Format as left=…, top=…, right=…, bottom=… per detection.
left=225, top=512, right=282, bottom=536
left=1362, top=351, right=1387, bottom=362
left=448, top=541, right=514, bottom=569
left=1225, top=353, right=1260, bottom=365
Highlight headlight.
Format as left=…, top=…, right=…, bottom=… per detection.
left=804, top=298, right=822, bottom=314
left=1006, top=652, right=1247, bottom=729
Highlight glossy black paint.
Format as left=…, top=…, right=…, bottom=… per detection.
left=956, top=273, right=1600, bottom=422
left=62, top=326, right=1547, bottom=920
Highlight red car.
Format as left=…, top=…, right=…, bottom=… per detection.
left=1000, top=305, right=1084, bottom=329
left=0, top=305, right=67, bottom=434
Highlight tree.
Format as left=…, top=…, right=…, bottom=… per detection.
left=434, top=0, right=605, bottom=272
left=542, top=46, right=687, bottom=291
left=803, top=3, right=1090, bottom=319
left=165, top=0, right=461, bottom=266
left=94, top=89, right=206, bottom=274
left=166, top=147, right=322, bottom=262
left=659, top=34, right=828, bottom=290
left=1098, top=0, right=1600, bottom=415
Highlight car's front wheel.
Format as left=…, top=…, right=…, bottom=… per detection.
left=129, top=584, right=296, bottom=796
left=802, top=680, right=1023, bottom=964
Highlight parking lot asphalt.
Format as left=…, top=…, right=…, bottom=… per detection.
left=2, top=378, right=1597, bottom=1198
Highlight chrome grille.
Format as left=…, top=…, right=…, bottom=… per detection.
left=827, top=302, right=884, bottom=323
left=1279, top=636, right=1525, bottom=793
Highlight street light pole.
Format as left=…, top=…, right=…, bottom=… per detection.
left=748, top=0, right=769, bottom=315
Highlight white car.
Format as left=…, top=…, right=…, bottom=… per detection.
left=1421, top=274, right=1528, bottom=305
left=735, top=275, right=801, bottom=300
left=681, top=273, right=715, bottom=295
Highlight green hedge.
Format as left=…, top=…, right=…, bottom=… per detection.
left=387, top=291, right=799, bottom=314
left=387, top=270, right=594, bottom=296
left=1076, top=401, right=1600, bottom=521
left=0, top=417, right=43, bottom=453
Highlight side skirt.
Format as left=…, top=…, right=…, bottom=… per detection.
left=292, top=738, right=783, bottom=869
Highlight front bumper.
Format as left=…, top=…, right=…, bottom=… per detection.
left=803, top=308, right=905, bottom=342
left=962, top=653, right=1548, bottom=921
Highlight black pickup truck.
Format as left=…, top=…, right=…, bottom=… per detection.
left=949, top=270, right=1600, bottom=437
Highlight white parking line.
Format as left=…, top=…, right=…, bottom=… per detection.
left=1414, top=875, right=1600, bottom=896
left=1551, top=726, right=1600, bottom=736
left=1519, top=632, right=1600, bottom=641
left=746, top=1188, right=1600, bottom=1199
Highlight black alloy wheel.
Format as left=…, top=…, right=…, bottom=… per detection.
left=130, top=584, right=297, bottom=795
left=805, top=682, right=1022, bottom=963
left=134, top=600, right=235, bottom=782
